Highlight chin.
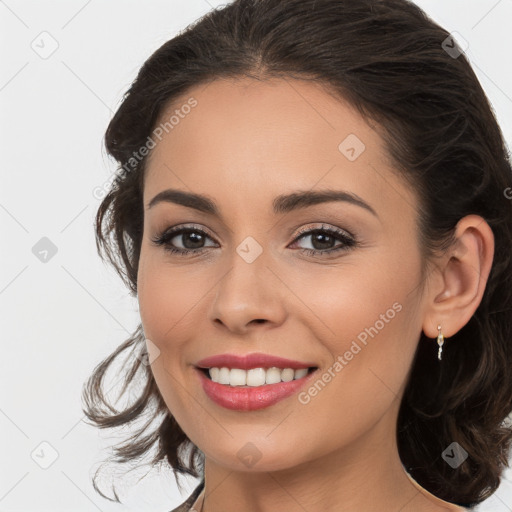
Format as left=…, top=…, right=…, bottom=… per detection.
left=204, top=439, right=311, bottom=473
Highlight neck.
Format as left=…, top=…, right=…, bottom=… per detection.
left=199, top=402, right=451, bottom=512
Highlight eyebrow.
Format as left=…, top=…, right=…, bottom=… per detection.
left=147, top=188, right=378, bottom=218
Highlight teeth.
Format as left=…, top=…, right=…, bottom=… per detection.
left=207, top=367, right=310, bottom=386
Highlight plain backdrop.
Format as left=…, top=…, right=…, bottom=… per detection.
left=1, top=1, right=511, bottom=511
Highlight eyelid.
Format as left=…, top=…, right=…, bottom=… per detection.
left=152, top=221, right=358, bottom=257
left=156, top=222, right=353, bottom=244
left=287, top=223, right=357, bottom=253
left=158, top=223, right=217, bottom=239
left=291, top=222, right=355, bottom=240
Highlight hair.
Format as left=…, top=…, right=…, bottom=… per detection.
left=82, top=0, right=512, bottom=506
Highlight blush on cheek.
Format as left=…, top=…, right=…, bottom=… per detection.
left=138, top=274, right=202, bottom=358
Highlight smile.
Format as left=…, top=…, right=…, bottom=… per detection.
left=195, top=366, right=319, bottom=411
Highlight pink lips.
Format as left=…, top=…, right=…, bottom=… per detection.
left=195, top=368, right=318, bottom=411
left=195, top=352, right=317, bottom=370
left=194, top=352, right=319, bottom=411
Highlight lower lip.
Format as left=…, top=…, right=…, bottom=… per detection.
left=195, top=367, right=318, bottom=411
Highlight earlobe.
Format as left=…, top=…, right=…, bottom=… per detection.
left=422, top=214, right=495, bottom=339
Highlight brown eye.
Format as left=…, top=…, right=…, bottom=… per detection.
left=290, top=224, right=357, bottom=257
left=151, top=226, right=218, bottom=255
left=171, top=230, right=207, bottom=249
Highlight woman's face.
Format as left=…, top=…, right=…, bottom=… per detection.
left=137, top=77, right=430, bottom=472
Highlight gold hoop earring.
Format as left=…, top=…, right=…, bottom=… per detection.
left=437, top=325, right=445, bottom=361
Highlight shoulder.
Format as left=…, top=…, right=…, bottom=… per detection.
left=168, top=480, right=205, bottom=512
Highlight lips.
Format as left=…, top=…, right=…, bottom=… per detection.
left=195, top=352, right=318, bottom=370
left=195, top=366, right=319, bottom=411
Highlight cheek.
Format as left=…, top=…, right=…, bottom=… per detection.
left=292, top=291, right=419, bottom=453
left=299, top=247, right=414, bottom=337
left=136, top=254, right=203, bottom=416
left=137, top=253, right=207, bottom=342
left=297, top=245, right=422, bottom=400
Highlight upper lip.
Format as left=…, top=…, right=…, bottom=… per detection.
left=195, top=352, right=318, bottom=370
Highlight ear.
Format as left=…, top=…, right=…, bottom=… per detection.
left=422, top=214, right=495, bottom=339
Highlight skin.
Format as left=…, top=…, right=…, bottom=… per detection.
left=136, top=77, right=494, bottom=512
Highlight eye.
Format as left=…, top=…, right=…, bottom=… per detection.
left=289, top=223, right=357, bottom=257
left=151, top=225, right=217, bottom=256
left=151, top=222, right=358, bottom=258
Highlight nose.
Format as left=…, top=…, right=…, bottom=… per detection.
left=208, top=248, right=287, bottom=334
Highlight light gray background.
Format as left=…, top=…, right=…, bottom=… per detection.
left=1, top=1, right=511, bottom=510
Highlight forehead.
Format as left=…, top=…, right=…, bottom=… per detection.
left=143, top=77, right=417, bottom=223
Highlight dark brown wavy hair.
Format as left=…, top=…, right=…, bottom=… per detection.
left=82, top=0, right=512, bottom=506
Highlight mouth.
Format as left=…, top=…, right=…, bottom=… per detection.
left=195, top=365, right=320, bottom=411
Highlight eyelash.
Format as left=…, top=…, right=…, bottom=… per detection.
left=151, top=223, right=358, bottom=258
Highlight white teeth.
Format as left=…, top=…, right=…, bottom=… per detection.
left=247, top=368, right=266, bottom=386
left=266, top=367, right=282, bottom=384
left=207, top=366, right=311, bottom=386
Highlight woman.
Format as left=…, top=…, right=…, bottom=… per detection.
left=82, top=0, right=512, bottom=510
